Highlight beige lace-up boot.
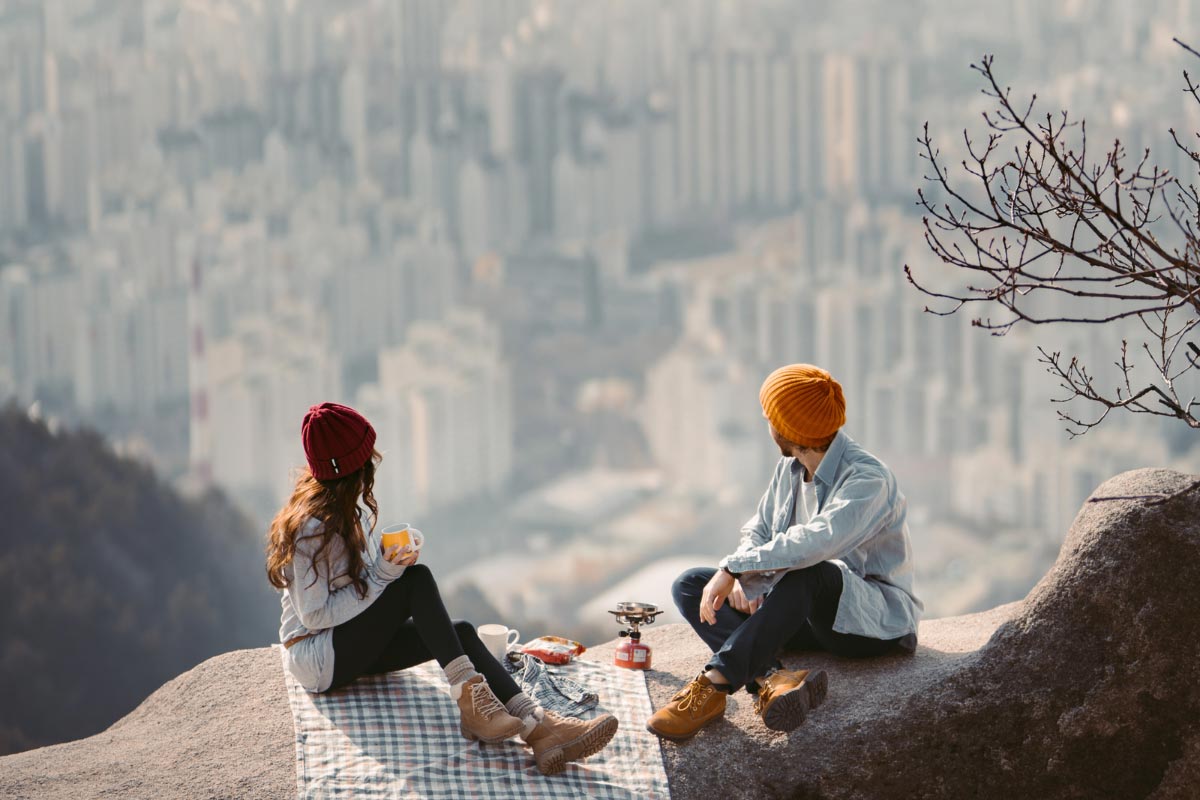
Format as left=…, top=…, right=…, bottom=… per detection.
left=453, top=675, right=524, bottom=743
left=518, top=709, right=619, bottom=776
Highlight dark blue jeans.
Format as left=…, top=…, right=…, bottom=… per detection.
left=672, top=564, right=904, bottom=694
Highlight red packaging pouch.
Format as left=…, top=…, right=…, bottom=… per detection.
left=520, top=636, right=587, bottom=665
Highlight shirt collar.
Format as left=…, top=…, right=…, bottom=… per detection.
left=814, top=429, right=848, bottom=486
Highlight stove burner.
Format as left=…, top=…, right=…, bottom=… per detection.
left=609, top=601, right=663, bottom=670
left=609, top=601, right=663, bottom=625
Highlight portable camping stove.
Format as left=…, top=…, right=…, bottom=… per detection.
left=609, top=601, right=664, bottom=670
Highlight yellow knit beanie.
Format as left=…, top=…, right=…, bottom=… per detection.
left=759, top=364, right=846, bottom=448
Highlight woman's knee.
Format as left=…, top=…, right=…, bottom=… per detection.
left=379, top=570, right=414, bottom=601
left=383, top=562, right=432, bottom=600
left=453, top=620, right=478, bottom=640
left=402, top=562, right=433, bottom=583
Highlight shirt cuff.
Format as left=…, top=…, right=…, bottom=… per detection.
left=720, top=555, right=748, bottom=572
left=376, top=554, right=408, bottom=580
left=721, top=554, right=754, bottom=574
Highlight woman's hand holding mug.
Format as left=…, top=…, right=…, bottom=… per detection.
left=381, top=523, right=423, bottom=566
left=383, top=544, right=420, bottom=566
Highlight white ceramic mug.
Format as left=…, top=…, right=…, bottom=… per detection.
left=381, top=523, right=424, bottom=555
left=478, top=624, right=520, bottom=661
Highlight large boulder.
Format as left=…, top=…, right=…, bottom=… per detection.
left=647, top=467, right=1200, bottom=799
left=0, top=468, right=1195, bottom=799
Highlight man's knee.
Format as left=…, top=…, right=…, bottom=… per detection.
left=672, top=567, right=712, bottom=608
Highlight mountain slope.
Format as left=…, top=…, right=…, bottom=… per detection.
left=0, top=405, right=277, bottom=755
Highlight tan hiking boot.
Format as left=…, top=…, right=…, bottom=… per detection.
left=521, top=710, right=619, bottom=776
left=454, top=675, right=524, bottom=743
left=645, top=674, right=727, bottom=741
left=753, top=668, right=828, bottom=732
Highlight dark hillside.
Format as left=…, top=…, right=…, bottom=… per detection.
left=0, top=405, right=276, bottom=755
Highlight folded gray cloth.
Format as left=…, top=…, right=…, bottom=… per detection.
left=503, top=651, right=600, bottom=717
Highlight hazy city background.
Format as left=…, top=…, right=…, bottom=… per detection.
left=3, top=0, right=1200, bottom=659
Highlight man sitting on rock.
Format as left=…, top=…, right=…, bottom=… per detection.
left=647, top=364, right=923, bottom=740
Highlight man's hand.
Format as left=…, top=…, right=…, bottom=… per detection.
left=700, top=569, right=736, bottom=625
left=728, top=580, right=763, bottom=615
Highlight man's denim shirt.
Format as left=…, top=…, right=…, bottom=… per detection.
left=720, top=430, right=923, bottom=645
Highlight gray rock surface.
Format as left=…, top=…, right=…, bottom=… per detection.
left=639, top=467, right=1199, bottom=800
left=0, top=648, right=295, bottom=800
left=630, top=603, right=1015, bottom=800
left=1, top=468, right=1196, bottom=799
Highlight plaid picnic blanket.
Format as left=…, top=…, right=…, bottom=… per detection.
left=278, top=645, right=671, bottom=799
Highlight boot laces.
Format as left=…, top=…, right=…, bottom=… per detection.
left=470, top=680, right=506, bottom=719
left=752, top=673, right=780, bottom=716
left=675, top=680, right=714, bottom=714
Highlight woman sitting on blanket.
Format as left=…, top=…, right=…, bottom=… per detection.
left=267, top=402, right=618, bottom=775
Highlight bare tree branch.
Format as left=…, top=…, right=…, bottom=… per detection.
left=907, top=49, right=1200, bottom=458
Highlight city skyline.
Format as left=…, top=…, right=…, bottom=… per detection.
left=1, top=0, right=1198, bottom=628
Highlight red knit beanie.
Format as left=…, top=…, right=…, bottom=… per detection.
left=301, top=402, right=376, bottom=480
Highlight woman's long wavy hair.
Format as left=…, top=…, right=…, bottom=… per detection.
left=266, top=449, right=382, bottom=599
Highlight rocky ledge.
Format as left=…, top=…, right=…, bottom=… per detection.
left=1, top=468, right=1196, bottom=799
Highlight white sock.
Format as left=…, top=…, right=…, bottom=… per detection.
left=518, top=707, right=544, bottom=738
left=504, top=692, right=539, bottom=720
left=504, top=692, right=542, bottom=736
left=444, top=655, right=478, bottom=699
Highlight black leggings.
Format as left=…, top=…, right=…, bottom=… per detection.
left=328, top=563, right=521, bottom=702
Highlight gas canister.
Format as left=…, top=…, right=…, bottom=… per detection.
left=609, top=601, right=663, bottom=671
left=615, top=632, right=652, bottom=669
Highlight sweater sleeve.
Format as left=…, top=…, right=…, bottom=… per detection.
left=286, top=520, right=408, bottom=631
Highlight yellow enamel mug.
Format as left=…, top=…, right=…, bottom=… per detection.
left=381, top=523, right=424, bottom=554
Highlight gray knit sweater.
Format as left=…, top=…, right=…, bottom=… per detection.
left=278, top=515, right=408, bottom=692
